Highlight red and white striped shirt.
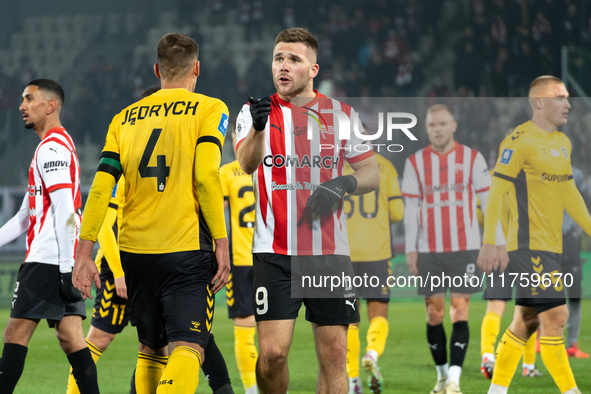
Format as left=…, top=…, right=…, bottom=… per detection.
left=26, top=127, right=82, bottom=267
left=235, top=92, right=373, bottom=256
left=402, top=142, right=490, bottom=253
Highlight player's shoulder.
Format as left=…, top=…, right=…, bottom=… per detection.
left=501, top=121, right=536, bottom=147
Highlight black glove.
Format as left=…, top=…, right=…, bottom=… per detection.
left=306, top=175, right=357, bottom=216
left=248, top=96, right=272, bottom=131
left=60, top=272, right=83, bottom=303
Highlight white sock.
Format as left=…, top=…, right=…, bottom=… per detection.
left=563, top=388, right=579, bottom=394
left=367, top=349, right=378, bottom=361
left=245, top=386, right=258, bottom=394
left=522, top=363, right=535, bottom=370
left=482, top=352, right=495, bottom=362
left=436, top=363, right=449, bottom=380
left=488, top=383, right=508, bottom=394
left=447, top=365, right=462, bottom=385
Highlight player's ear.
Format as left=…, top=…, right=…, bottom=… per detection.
left=46, top=99, right=57, bottom=115
left=310, top=63, right=319, bottom=79
left=154, top=63, right=161, bottom=79
left=194, top=60, right=200, bottom=78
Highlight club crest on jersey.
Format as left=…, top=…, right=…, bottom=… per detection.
left=218, top=113, right=229, bottom=137
left=561, top=147, right=569, bottom=159
left=550, top=148, right=559, bottom=157
left=499, top=148, right=513, bottom=165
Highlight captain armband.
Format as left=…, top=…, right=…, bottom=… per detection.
left=97, top=151, right=122, bottom=181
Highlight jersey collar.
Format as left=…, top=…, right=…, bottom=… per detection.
left=43, top=127, right=67, bottom=140
left=426, top=140, right=460, bottom=157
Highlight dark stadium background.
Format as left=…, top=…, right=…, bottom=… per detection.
left=0, top=2, right=590, bottom=393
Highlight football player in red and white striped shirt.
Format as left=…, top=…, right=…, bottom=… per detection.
left=0, top=80, right=99, bottom=394
left=236, top=28, right=379, bottom=394
left=402, top=104, right=505, bottom=394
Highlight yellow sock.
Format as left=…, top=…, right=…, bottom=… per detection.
left=481, top=311, right=501, bottom=357
left=66, top=339, right=103, bottom=394
left=539, top=336, right=577, bottom=393
left=136, top=352, right=167, bottom=393
left=491, top=330, right=526, bottom=387
left=523, top=330, right=537, bottom=365
left=157, top=346, right=201, bottom=393
left=366, top=316, right=389, bottom=356
left=234, top=325, right=258, bottom=390
left=347, top=325, right=360, bottom=378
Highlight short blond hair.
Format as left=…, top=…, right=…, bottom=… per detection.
left=528, top=75, right=564, bottom=97
left=426, top=104, right=454, bottom=119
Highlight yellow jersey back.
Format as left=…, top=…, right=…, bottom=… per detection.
left=102, top=88, right=229, bottom=253
left=343, top=153, right=404, bottom=262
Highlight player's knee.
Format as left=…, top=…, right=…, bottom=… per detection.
left=319, top=341, right=347, bottom=370
left=259, top=345, right=288, bottom=368
left=426, top=308, right=444, bottom=325
left=523, top=315, right=540, bottom=335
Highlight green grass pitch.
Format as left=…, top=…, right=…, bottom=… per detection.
left=0, top=299, right=589, bottom=393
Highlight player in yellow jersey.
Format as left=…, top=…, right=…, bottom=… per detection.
left=476, top=191, right=541, bottom=380
left=343, top=152, right=404, bottom=394
left=478, top=76, right=591, bottom=394
left=220, top=130, right=258, bottom=394
left=73, top=34, right=231, bottom=394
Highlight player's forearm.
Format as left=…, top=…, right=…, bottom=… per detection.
left=50, top=188, right=76, bottom=273
left=0, top=194, right=29, bottom=248
left=80, top=171, right=117, bottom=242
left=482, top=177, right=512, bottom=244
left=195, top=143, right=227, bottom=240
left=404, top=197, right=419, bottom=253
left=237, top=126, right=265, bottom=174
left=97, top=207, right=124, bottom=279
left=350, top=156, right=380, bottom=195
left=565, top=179, right=591, bottom=237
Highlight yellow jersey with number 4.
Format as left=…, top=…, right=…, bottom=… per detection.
left=343, top=153, right=404, bottom=262
left=99, top=88, right=229, bottom=253
left=220, top=160, right=255, bottom=266
left=493, top=121, right=572, bottom=253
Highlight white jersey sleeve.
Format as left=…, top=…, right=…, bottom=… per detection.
left=472, top=151, right=491, bottom=193
left=50, top=188, right=76, bottom=272
left=0, top=194, right=29, bottom=247
left=235, top=104, right=254, bottom=149
left=36, top=141, right=74, bottom=192
left=401, top=156, right=420, bottom=197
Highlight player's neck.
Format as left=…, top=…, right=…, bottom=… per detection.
left=161, top=77, right=196, bottom=92
left=35, top=118, right=62, bottom=140
left=530, top=115, right=557, bottom=133
left=278, top=85, right=316, bottom=104
left=430, top=140, right=455, bottom=155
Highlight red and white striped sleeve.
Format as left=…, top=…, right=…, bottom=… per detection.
left=401, top=155, right=420, bottom=198
left=472, top=150, right=491, bottom=194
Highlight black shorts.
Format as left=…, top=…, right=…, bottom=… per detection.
left=483, top=260, right=515, bottom=301
left=561, top=232, right=582, bottom=299
left=351, top=259, right=391, bottom=301
left=417, top=250, right=481, bottom=296
left=509, top=250, right=565, bottom=301
left=10, top=263, right=86, bottom=328
left=121, top=250, right=216, bottom=350
left=91, top=258, right=135, bottom=334
left=227, top=265, right=255, bottom=319
left=252, top=253, right=360, bottom=325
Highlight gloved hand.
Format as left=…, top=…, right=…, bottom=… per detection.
left=248, top=96, right=272, bottom=131
left=60, top=271, right=83, bottom=303
left=306, top=175, right=357, bottom=216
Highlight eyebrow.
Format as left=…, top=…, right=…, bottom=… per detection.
left=274, top=52, right=302, bottom=61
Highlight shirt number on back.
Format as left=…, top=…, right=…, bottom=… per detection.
left=139, top=128, right=170, bottom=192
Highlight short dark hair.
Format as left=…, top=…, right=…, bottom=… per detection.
left=274, top=28, right=318, bottom=56
left=141, top=86, right=161, bottom=98
left=27, top=79, right=65, bottom=105
left=157, top=33, right=199, bottom=81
